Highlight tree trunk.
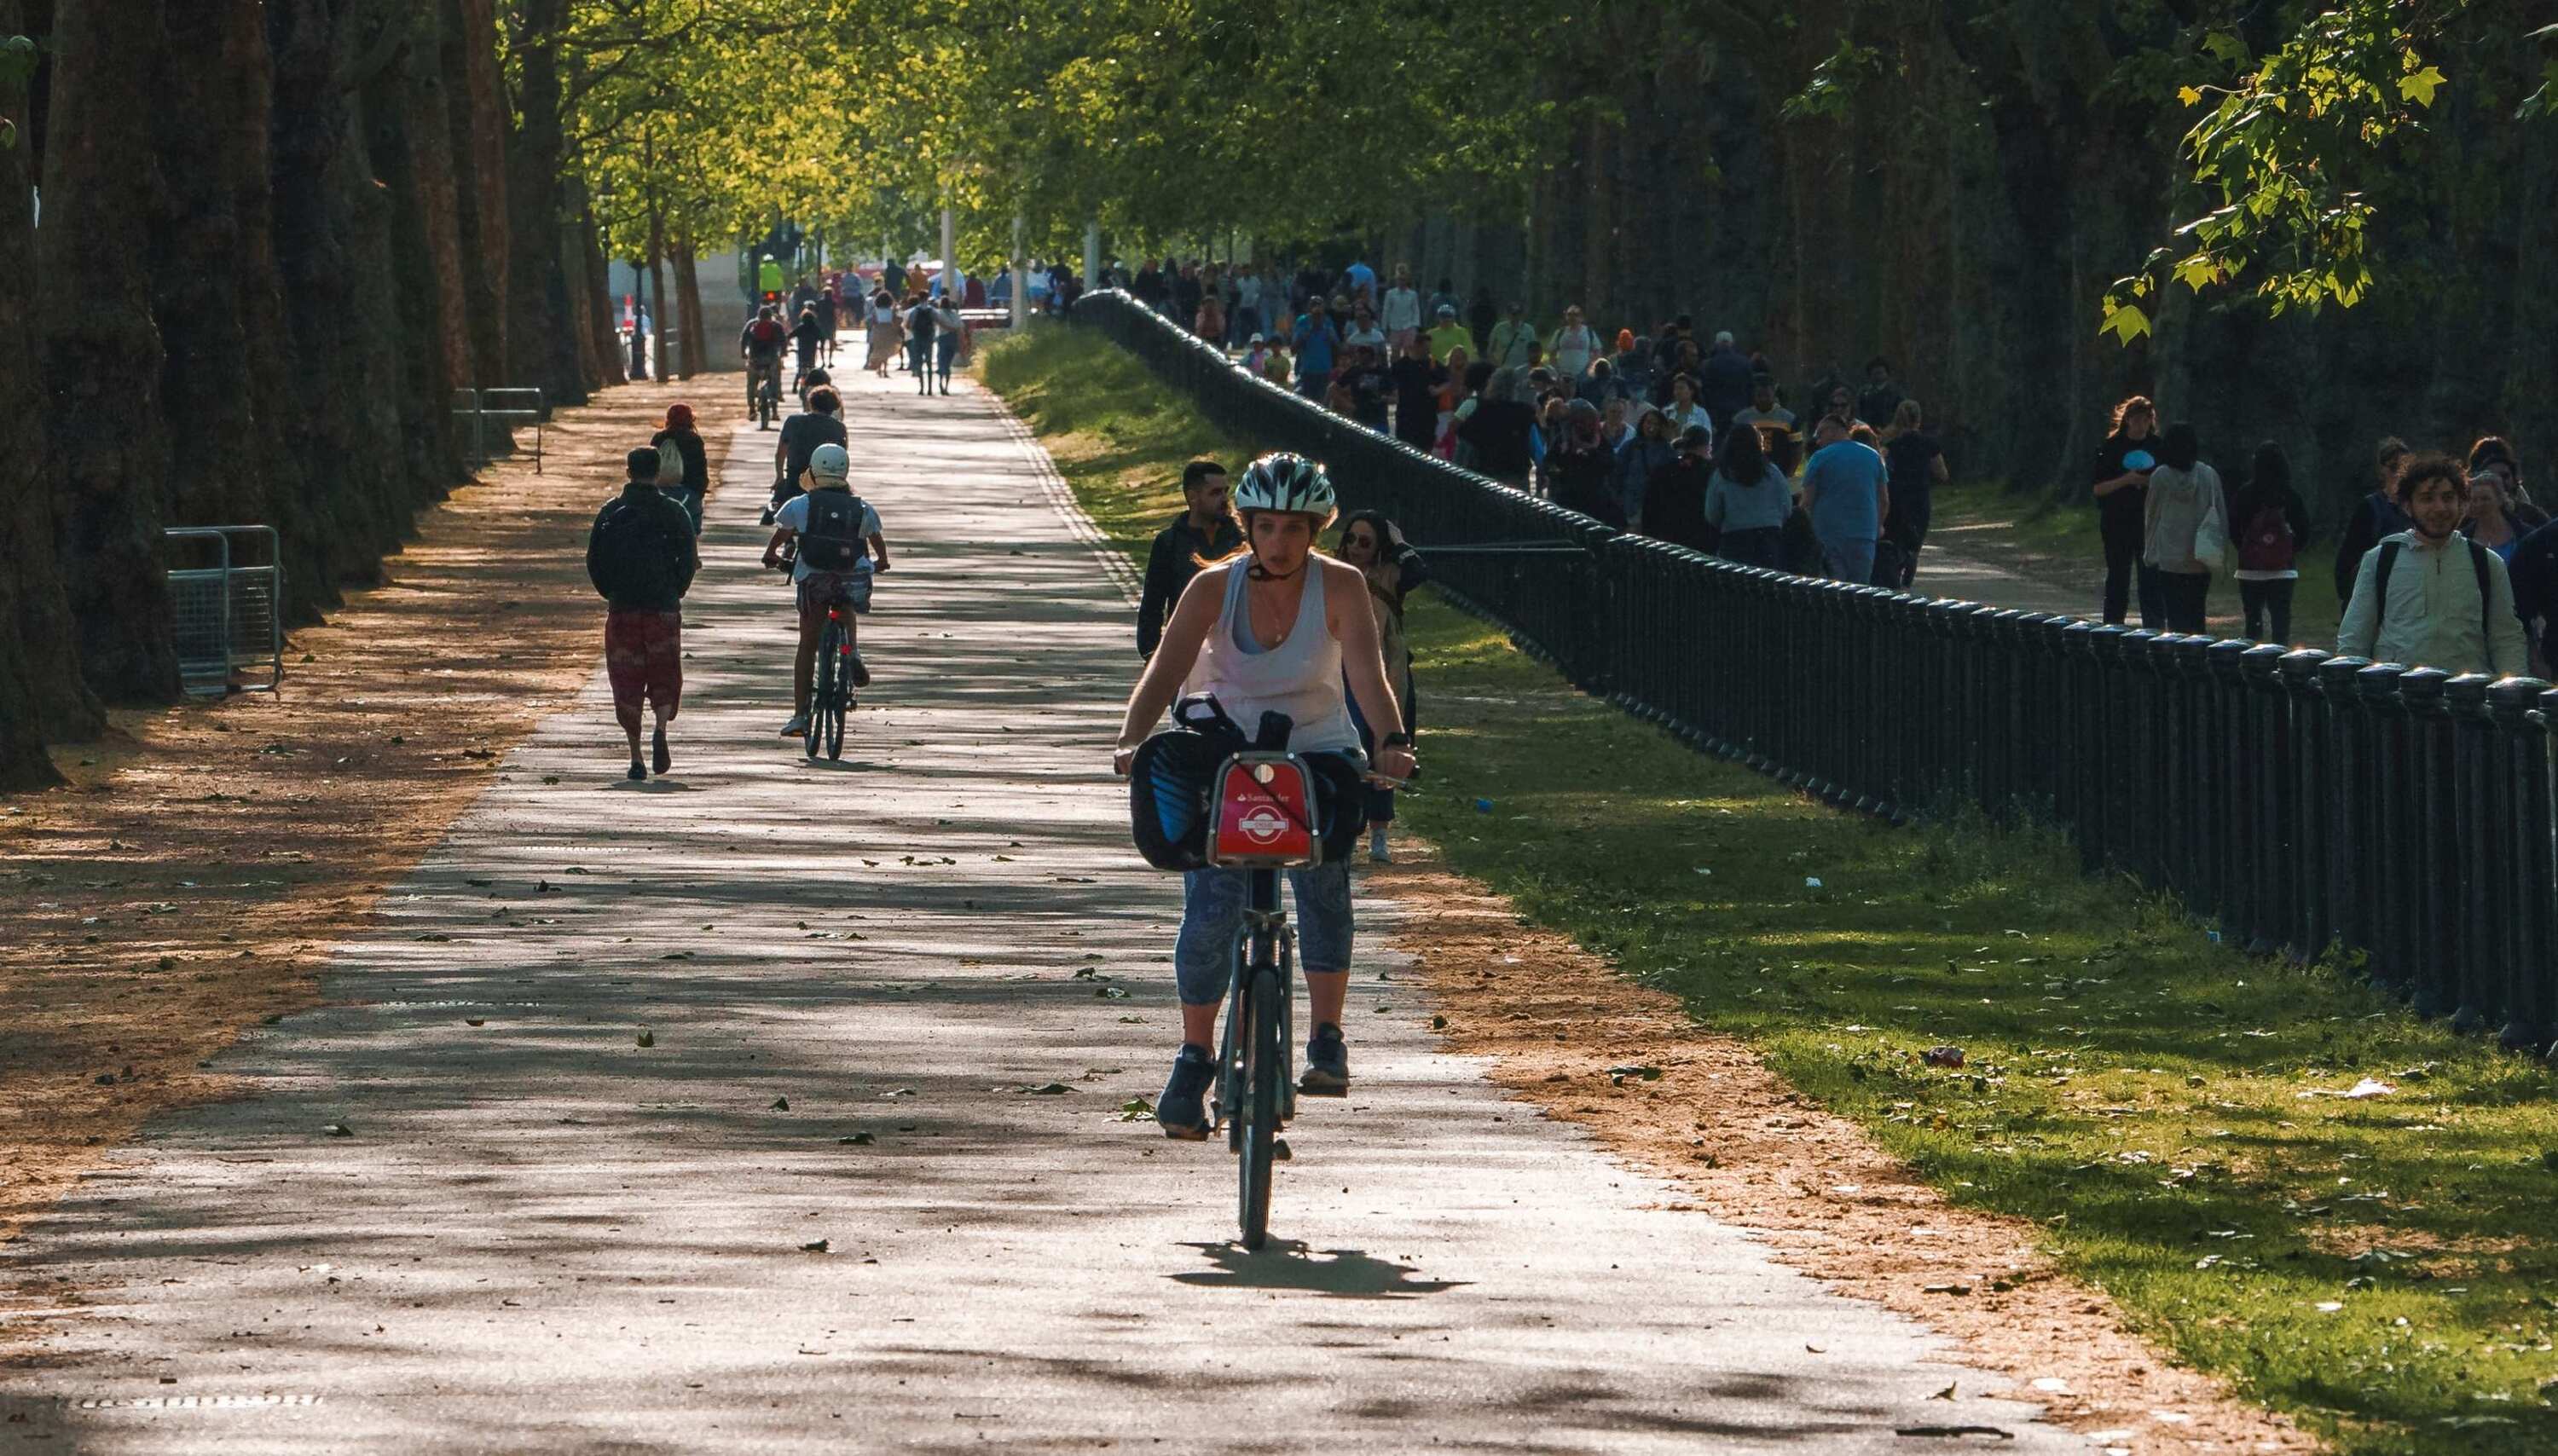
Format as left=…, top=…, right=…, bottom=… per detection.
left=153, top=0, right=280, bottom=533
left=502, top=0, right=585, bottom=404
left=673, top=233, right=705, bottom=379
left=647, top=199, right=669, bottom=386
left=267, top=0, right=425, bottom=587
left=0, top=0, right=100, bottom=778
left=37, top=0, right=181, bottom=702
left=403, top=3, right=474, bottom=401
left=575, top=188, right=622, bottom=388
left=443, top=0, right=507, bottom=387
left=361, top=8, right=463, bottom=490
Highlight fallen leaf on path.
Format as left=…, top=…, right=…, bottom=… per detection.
left=771, top=1097, right=790, bottom=1111
left=800, top=1239, right=830, bottom=1253
left=839, top=1133, right=875, bottom=1146
left=1018, top=1083, right=1071, bottom=1095
left=636, top=1031, right=655, bottom=1048
left=322, top=1123, right=353, bottom=1137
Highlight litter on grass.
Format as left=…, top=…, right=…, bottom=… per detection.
left=2297, top=1078, right=2395, bottom=1101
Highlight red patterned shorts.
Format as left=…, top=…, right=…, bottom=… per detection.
left=604, top=609, right=681, bottom=729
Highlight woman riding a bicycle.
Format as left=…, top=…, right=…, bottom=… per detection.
left=1113, top=453, right=1416, bottom=1140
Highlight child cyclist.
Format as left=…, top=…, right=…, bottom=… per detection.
left=1111, top=453, right=1417, bottom=1138
left=763, top=443, right=889, bottom=738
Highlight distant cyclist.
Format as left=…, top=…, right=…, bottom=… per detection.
left=770, top=384, right=848, bottom=519
left=755, top=251, right=784, bottom=306
left=794, top=366, right=831, bottom=412
left=739, top=305, right=788, bottom=427
left=1111, top=454, right=1415, bottom=1139
left=764, top=442, right=889, bottom=737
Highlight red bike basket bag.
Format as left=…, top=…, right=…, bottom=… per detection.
left=1207, top=753, right=1322, bottom=869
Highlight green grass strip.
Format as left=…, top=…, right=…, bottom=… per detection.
left=981, top=321, right=2558, bottom=1456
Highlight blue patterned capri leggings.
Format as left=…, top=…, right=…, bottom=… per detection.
left=1172, top=864, right=1354, bottom=1006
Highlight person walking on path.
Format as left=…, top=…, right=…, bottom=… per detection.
left=2092, top=396, right=2161, bottom=625
left=904, top=293, right=940, bottom=393
left=1466, top=285, right=1498, bottom=358
left=1548, top=305, right=1599, bottom=380
left=1703, top=422, right=1792, bottom=569
left=1426, top=303, right=1471, bottom=364
left=1642, top=425, right=1719, bottom=554
left=1335, top=509, right=1427, bottom=864
left=1879, top=399, right=1945, bottom=588
left=1614, top=407, right=1676, bottom=529
left=2338, top=454, right=2529, bottom=675
left=1801, top=416, right=1889, bottom=583
left=2331, top=436, right=2411, bottom=604
left=1699, top=331, right=1755, bottom=440
left=1380, top=265, right=1423, bottom=355
left=2230, top=440, right=2313, bottom=643
left=1388, top=332, right=1439, bottom=452
left=864, top=287, right=903, bottom=378
left=1112, top=454, right=1415, bottom=1138
left=1137, top=460, right=1243, bottom=658
left=1293, top=297, right=1341, bottom=402
left=1855, top=357, right=1905, bottom=430
left=931, top=296, right=967, bottom=395
left=649, top=403, right=709, bottom=535
left=1487, top=303, right=1538, bottom=372
left=2139, top=422, right=2228, bottom=634
left=585, top=448, right=699, bottom=782
left=771, top=385, right=848, bottom=518
left=2462, top=448, right=2545, bottom=561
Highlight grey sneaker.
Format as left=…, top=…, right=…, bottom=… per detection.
left=1155, top=1044, right=1215, bottom=1141
left=780, top=714, right=809, bottom=738
left=1299, top=1024, right=1349, bottom=1095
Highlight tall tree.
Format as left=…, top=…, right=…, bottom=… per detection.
left=0, top=3, right=97, bottom=783
left=37, top=0, right=179, bottom=701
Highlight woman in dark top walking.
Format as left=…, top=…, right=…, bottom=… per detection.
left=2092, top=395, right=2161, bottom=625
left=1880, top=399, right=1946, bottom=588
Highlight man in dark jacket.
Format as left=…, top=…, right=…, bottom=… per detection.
left=586, top=448, right=700, bottom=781
left=1699, top=331, right=1756, bottom=438
left=2332, top=436, right=2413, bottom=603
left=1137, top=460, right=1241, bottom=657
left=1644, top=425, right=1719, bottom=552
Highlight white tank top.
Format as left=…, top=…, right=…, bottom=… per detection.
left=1195, top=560, right=1360, bottom=754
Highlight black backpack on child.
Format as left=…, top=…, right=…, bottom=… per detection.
left=799, top=490, right=870, bottom=574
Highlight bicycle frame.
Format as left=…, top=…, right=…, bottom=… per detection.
left=1217, top=867, right=1298, bottom=1148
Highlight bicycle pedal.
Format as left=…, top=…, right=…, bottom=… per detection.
left=1273, top=1139, right=1292, bottom=1161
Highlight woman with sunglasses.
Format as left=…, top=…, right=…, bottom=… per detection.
left=1334, top=510, right=1429, bottom=863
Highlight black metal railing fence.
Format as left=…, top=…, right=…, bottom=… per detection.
left=1069, top=290, right=2558, bottom=1052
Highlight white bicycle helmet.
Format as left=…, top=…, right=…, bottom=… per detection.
left=808, top=443, right=851, bottom=483
left=1232, top=452, right=1336, bottom=523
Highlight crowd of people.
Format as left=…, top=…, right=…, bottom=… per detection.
left=2087, top=397, right=2544, bottom=677
left=1121, top=257, right=1942, bottom=592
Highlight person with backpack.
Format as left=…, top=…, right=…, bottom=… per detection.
left=738, top=305, right=789, bottom=427
left=647, top=403, right=709, bottom=535
left=585, top=448, right=700, bottom=782
left=2338, top=454, right=2529, bottom=675
left=2229, top=440, right=2314, bottom=642
left=764, top=443, right=891, bottom=738
left=905, top=293, right=939, bottom=396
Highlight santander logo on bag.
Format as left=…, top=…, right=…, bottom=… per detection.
left=1212, top=760, right=1317, bottom=866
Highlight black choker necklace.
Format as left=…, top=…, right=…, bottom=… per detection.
left=1247, top=558, right=1305, bottom=582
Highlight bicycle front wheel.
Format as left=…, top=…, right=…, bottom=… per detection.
left=1236, top=967, right=1282, bottom=1251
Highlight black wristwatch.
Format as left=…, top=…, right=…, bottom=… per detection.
left=1380, top=733, right=1413, bottom=748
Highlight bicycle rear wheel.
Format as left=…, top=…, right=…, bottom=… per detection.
left=825, top=660, right=848, bottom=760
left=1236, top=967, right=1282, bottom=1251
left=806, top=620, right=838, bottom=760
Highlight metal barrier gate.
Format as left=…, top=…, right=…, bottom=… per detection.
left=165, top=526, right=285, bottom=696
left=451, top=386, right=548, bottom=473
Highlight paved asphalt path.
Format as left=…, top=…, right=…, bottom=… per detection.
left=0, top=367, right=2094, bottom=1453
